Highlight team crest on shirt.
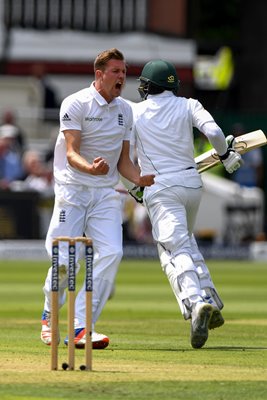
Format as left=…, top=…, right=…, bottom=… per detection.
left=118, top=114, right=123, bottom=126
left=59, top=210, right=66, bottom=222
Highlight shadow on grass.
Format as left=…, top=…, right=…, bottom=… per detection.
left=205, top=346, right=267, bottom=351
left=109, top=346, right=267, bottom=352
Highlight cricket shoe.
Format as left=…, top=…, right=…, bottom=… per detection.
left=190, top=302, right=213, bottom=349
left=64, top=328, right=109, bottom=349
left=203, top=295, right=225, bottom=330
left=41, top=310, right=60, bottom=345
left=209, top=308, right=224, bottom=330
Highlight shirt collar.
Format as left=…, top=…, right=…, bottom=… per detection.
left=147, top=90, right=174, bottom=99
left=90, top=83, right=118, bottom=107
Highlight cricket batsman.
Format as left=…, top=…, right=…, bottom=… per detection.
left=128, top=59, right=242, bottom=348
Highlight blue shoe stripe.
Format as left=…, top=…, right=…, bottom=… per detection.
left=41, top=310, right=50, bottom=321
left=64, top=327, right=85, bottom=344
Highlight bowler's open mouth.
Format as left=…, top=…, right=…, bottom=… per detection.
left=115, top=82, right=123, bottom=90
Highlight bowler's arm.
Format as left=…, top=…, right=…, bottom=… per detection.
left=63, top=129, right=109, bottom=175
left=117, top=140, right=154, bottom=187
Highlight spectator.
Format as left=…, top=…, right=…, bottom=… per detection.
left=1, top=109, right=27, bottom=154
left=0, top=125, right=24, bottom=189
left=31, top=63, right=60, bottom=121
left=21, top=150, right=54, bottom=194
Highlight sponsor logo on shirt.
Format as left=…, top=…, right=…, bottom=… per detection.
left=85, top=117, right=103, bottom=121
left=62, top=113, right=71, bottom=121
left=118, top=113, right=123, bottom=126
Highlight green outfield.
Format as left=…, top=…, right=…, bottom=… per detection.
left=0, top=257, right=266, bottom=399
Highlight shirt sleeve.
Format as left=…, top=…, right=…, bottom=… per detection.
left=191, top=99, right=227, bottom=156
left=59, top=96, right=83, bottom=131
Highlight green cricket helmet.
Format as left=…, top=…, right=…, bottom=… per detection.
left=138, top=60, right=180, bottom=99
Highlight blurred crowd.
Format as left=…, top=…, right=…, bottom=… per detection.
left=0, top=109, right=54, bottom=194
left=0, top=108, right=153, bottom=242
left=0, top=107, right=264, bottom=243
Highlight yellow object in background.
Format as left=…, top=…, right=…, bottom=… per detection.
left=194, top=46, right=234, bottom=90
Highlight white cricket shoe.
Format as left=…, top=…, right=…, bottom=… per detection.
left=209, top=308, right=225, bottom=330
left=41, top=311, right=109, bottom=349
left=190, top=302, right=213, bottom=349
left=203, top=296, right=225, bottom=330
left=64, top=328, right=109, bottom=349
left=41, top=310, right=60, bottom=345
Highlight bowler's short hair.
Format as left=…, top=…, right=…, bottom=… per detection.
left=94, top=48, right=125, bottom=72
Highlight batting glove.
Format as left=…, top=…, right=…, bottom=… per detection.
left=219, top=135, right=242, bottom=173
left=225, top=134, right=235, bottom=147
left=128, top=186, right=144, bottom=204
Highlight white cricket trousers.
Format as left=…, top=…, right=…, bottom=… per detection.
left=43, top=183, right=123, bottom=328
left=144, top=185, right=202, bottom=249
left=145, top=185, right=206, bottom=315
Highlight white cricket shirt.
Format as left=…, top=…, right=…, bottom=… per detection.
left=54, top=83, right=132, bottom=188
left=131, top=91, right=225, bottom=188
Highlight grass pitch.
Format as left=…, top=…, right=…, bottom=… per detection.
left=0, top=255, right=266, bottom=399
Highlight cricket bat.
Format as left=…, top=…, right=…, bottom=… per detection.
left=195, top=129, right=267, bottom=173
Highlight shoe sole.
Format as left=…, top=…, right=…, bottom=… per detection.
left=75, top=338, right=109, bottom=350
left=64, top=338, right=110, bottom=349
left=191, top=304, right=213, bottom=349
left=209, top=309, right=225, bottom=330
